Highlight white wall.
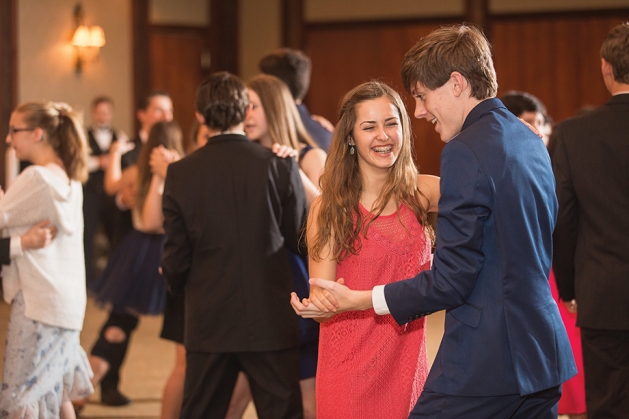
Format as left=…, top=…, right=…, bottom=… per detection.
left=18, top=0, right=133, bottom=135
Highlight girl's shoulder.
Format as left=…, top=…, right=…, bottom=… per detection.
left=416, top=174, right=440, bottom=213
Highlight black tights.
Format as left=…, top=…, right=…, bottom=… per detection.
left=91, top=311, right=139, bottom=390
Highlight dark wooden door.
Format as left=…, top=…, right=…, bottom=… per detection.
left=149, top=26, right=209, bottom=143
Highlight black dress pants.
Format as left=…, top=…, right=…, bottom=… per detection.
left=182, top=347, right=303, bottom=419
left=581, top=328, right=629, bottom=419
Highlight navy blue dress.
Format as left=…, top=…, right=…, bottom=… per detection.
left=90, top=228, right=167, bottom=316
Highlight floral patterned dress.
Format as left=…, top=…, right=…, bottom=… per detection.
left=1, top=292, right=93, bottom=418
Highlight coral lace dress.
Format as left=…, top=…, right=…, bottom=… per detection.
left=316, top=203, right=431, bottom=419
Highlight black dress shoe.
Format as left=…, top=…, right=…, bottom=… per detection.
left=100, top=388, right=132, bottom=406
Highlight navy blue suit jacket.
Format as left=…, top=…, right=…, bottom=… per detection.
left=385, top=98, right=576, bottom=397
left=297, top=103, right=332, bottom=151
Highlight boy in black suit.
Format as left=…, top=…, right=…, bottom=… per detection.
left=162, top=72, right=306, bottom=419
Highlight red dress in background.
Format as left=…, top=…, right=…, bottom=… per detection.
left=549, top=269, right=587, bottom=415
left=316, top=204, right=431, bottom=419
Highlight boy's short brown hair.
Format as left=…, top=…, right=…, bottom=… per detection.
left=196, top=72, right=249, bottom=132
left=401, top=24, right=497, bottom=100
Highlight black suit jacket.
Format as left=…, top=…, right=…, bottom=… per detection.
left=0, top=238, right=10, bottom=265
left=85, top=127, right=118, bottom=196
left=161, top=134, right=307, bottom=353
left=553, top=93, right=629, bottom=330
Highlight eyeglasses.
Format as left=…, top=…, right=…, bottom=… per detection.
left=7, top=127, right=35, bottom=137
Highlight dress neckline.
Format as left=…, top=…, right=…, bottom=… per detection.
left=358, top=202, right=402, bottom=219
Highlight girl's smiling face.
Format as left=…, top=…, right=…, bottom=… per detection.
left=351, top=97, right=403, bottom=173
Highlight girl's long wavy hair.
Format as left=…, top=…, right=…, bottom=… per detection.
left=16, top=101, right=89, bottom=182
left=135, top=121, right=184, bottom=212
left=247, top=74, right=317, bottom=157
left=309, top=81, right=433, bottom=262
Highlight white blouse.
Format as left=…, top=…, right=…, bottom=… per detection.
left=0, top=164, right=86, bottom=330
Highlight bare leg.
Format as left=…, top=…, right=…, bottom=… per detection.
left=60, top=401, right=76, bottom=419
left=568, top=414, right=588, bottom=419
left=160, top=343, right=186, bottom=419
left=73, top=325, right=126, bottom=409
left=89, top=354, right=111, bottom=386
left=300, top=377, right=316, bottom=419
left=224, top=372, right=252, bottom=419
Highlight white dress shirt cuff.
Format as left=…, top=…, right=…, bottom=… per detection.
left=10, top=236, right=23, bottom=258
left=372, top=285, right=390, bottom=315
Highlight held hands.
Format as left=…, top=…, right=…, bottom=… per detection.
left=291, top=278, right=345, bottom=320
left=149, top=145, right=180, bottom=179
left=21, top=220, right=58, bottom=250
left=291, top=277, right=374, bottom=320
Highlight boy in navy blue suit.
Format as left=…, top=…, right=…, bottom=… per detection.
left=296, top=24, right=576, bottom=418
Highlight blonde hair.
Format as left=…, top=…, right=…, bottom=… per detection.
left=15, top=101, right=88, bottom=182
left=246, top=74, right=316, bottom=155
left=309, top=81, right=433, bottom=261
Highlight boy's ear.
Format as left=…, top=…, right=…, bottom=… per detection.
left=195, top=112, right=205, bottom=125
left=450, top=72, right=466, bottom=97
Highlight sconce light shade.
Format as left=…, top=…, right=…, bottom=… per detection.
left=71, top=25, right=91, bottom=47
left=89, top=26, right=106, bottom=47
left=72, top=25, right=106, bottom=47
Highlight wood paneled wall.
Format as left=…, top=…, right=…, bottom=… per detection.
left=150, top=26, right=208, bottom=140
left=304, top=11, right=629, bottom=176
left=305, top=20, right=458, bottom=176
left=492, top=13, right=629, bottom=122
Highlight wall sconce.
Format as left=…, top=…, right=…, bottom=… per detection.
left=71, top=3, right=105, bottom=73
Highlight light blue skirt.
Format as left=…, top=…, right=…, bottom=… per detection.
left=0, top=292, right=93, bottom=418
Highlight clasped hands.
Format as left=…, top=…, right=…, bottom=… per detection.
left=291, top=278, right=372, bottom=320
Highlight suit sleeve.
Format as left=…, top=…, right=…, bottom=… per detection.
left=384, top=140, right=490, bottom=325
left=161, top=165, right=192, bottom=295
left=279, top=157, right=308, bottom=255
left=552, top=125, right=578, bottom=301
left=0, top=238, right=10, bottom=265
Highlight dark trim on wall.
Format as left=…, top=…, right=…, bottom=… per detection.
left=304, top=6, right=629, bottom=30
left=305, top=15, right=462, bottom=31
left=132, top=0, right=150, bottom=135
left=209, top=0, right=239, bottom=74
left=282, top=0, right=305, bottom=49
left=491, top=7, right=629, bottom=21
left=0, top=0, right=17, bottom=187
left=150, top=24, right=208, bottom=33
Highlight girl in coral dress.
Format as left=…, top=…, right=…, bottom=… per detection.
left=292, top=81, right=440, bottom=419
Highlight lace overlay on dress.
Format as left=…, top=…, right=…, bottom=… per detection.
left=317, top=204, right=431, bottom=419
